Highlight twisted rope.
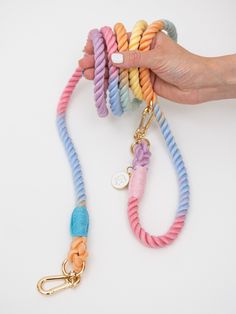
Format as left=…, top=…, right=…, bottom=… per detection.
left=100, top=26, right=123, bottom=116
left=139, top=20, right=165, bottom=104
left=113, top=23, right=131, bottom=111
left=57, top=67, right=88, bottom=272
left=67, top=237, right=88, bottom=273
left=57, top=67, right=86, bottom=206
left=128, top=20, right=148, bottom=101
left=89, top=29, right=108, bottom=117
left=128, top=104, right=190, bottom=248
left=53, top=19, right=189, bottom=273
left=139, top=20, right=177, bottom=106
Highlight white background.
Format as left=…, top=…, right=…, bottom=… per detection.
left=0, top=0, right=236, bottom=313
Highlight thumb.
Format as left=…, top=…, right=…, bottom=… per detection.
left=111, top=50, right=157, bottom=69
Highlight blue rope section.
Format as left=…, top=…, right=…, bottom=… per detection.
left=57, top=114, right=86, bottom=206
left=108, top=73, right=124, bottom=116
left=161, top=19, right=178, bottom=42
left=154, top=103, right=190, bottom=217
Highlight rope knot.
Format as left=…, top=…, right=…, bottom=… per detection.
left=68, top=237, right=88, bottom=273
left=132, top=140, right=151, bottom=168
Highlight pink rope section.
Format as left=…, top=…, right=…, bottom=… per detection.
left=57, top=67, right=82, bottom=115
left=128, top=197, right=186, bottom=248
left=127, top=139, right=187, bottom=248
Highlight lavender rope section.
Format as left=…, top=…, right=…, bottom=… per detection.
left=132, top=140, right=151, bottom=168
left=100, top=26, right=123, bottom=116
left=89, top=29, right=108, bottom=117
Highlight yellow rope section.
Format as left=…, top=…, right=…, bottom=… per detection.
left=128, top=20, right=148, bottom=101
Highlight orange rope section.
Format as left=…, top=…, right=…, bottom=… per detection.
left=139, top=20, right=165, bottom=105
left=67, top=237, right=88, bottom=273
left=113, top=23, right=131, bottom=110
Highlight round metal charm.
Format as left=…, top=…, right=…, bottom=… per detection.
left=111, top=171, right=130, bottom=189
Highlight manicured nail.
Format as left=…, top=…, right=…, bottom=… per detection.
left=111, top=53, right=123, bottom=64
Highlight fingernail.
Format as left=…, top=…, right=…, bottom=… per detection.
left=111, top=53, right=123, bottom=64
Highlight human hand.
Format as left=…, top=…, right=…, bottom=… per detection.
left=79, top=31, right=236, bottom=104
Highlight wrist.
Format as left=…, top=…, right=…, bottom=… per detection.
left=204, top=54, right=236, bottom=100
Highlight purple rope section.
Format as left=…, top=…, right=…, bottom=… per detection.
left=132, top=140, right=151, bottom=168
left=88, top=29, right=108, bottom=117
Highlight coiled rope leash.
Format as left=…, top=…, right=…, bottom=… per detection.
left=37, top=19, right=190, bottom=295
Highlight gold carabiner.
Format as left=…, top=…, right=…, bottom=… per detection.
left=37, top=259, right=85, bottom=296
left=37, top=273, right=80, bottom=296
left=131, top=100, right=155, bottom=153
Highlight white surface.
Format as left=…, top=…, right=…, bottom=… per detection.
left=0, top=0, right=236, bottom=313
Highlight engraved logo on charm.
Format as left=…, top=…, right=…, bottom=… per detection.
left=111, top=171, right=130, bottom=189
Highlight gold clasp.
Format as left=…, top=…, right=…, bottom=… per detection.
left=131, top=101, right=155, bottom=153
left=37, top=259, right=85, bottom=296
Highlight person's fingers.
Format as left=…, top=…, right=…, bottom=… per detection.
left=153, top=76, right=184, bottom=103
left=111, top=49, right=157, bottom=69
left=82, top=30, right=164, bottom=71
left=83, top=69, right=108, bottom=91
left=79, top=52, right=109, bottom=70
left=83, top=68, right=94, bottom=80
left=150, top=71, right=155, bottom=86
left=79, top=55, right=95, bottom=69
left=84, top=67, right=109, bottom=80
left=110, top=31, right=170, bottom=69
left=124, top=31, right=158, bottom=48
left=83, top=39, right=94, bottom=55
left=153, top=76, right=199, bottom=104
left=83, top=29, right=164, bottom=62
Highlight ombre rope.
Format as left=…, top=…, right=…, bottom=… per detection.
left=128, top=105, right=190, bottom=248
left=128, top=20, right=148, bottom=101
left=114, top=23, right=131, bottom=111
left=100, top=26, right=123, bottom=116
left=54, top=19, right=189, bottom=273
left=56, top=67, right=89, bottom=272
left=57, top=67, right=86, bottom=207
left=139, top=19, right=177, bottom=105
left=89, top=29, right=108, bottom=117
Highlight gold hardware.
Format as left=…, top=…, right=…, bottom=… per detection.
left=37, top=259, right=85, bottom=296
left=126, top=166, right=134, bottom=176
left=131, top=101, right=155, bottom=153
left=131, top=138, right=151, bottom=154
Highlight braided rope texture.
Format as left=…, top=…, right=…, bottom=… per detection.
left=100, top=26, right=123, bottom=116
left=139, top=20, right=165, bottom=104
left=67, top=237, right=88, bottom=273
left=54, top=19, right=188, bottom=271
left=128, top=104, right=190, bottom=248
left=88, top=19, right=177, bottom=115
left=57, top=67, right=86, bottom=206
left=113, top=23, right=131, bottom=111
left=128, top=20, right=148, bottom=101
left=56, top=67, right=89, bottom=271
left=139, top=19, right=177, bottom=105
left=89, top=29, right=108, bottom=117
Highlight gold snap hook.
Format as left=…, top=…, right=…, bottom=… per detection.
left=37, top=273, right=79, bottom=296
left=37, top=259, right=85, bottom=296
left=138, top=101, right=155, bottom=134
left=131, top=100, right=155, bottom=153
